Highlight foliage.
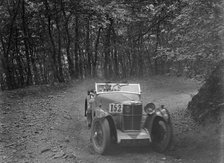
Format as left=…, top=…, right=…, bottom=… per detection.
left=0, top=0, right=223, bottom=90
left=168, top=0, right=224, bottom=77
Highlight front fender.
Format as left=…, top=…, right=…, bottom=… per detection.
left=144, top=107, right=171, bottom=132
left=155, top=107, right=171, bottom=122
left=95, top=107, right=109, bottom=118
left=92, top=114, right=118, bottom=143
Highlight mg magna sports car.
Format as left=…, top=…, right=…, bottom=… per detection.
left=84, top=82, right=172, bottom=154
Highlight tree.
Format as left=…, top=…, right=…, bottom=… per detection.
left=0, top=0, right=223, bottom=90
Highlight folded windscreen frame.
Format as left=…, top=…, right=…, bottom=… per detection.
left=95, top=83, right=141, bottom=94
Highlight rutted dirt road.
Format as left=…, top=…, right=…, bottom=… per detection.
left=0, top=76, right=223, bottom=163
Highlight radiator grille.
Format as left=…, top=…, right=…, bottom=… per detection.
left=123, top=104, right=142, bottom=131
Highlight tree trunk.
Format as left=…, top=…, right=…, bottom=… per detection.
left=22, top=0, right=32, bottom=86
left=61, top=0, right=75, bottom=78
left=138, top=38, right=143, bottom=77
left=30, top=49, right=39, bottom=84
left=93, top=27, right=102, bottom=77
left=56, top=15, right=64, bottom=82
left=86, top=17, right=92, bottom=76
left=104, top=18, right=113, bottom=79
left=15, top=28, right=25, bottom=87
left=74, top=15, right=80, bottom=78
left=154, top=23, right=160, bottom=75
left=112, top=28, right=118, bottom=78
left=3, top=0, right=21, bottom=89
left=44, top=0, right=58, bottom=82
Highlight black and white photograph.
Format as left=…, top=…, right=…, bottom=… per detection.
left=0, top=0, right=223, bottom=162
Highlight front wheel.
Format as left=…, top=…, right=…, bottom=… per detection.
left=91, top=118, right=111, bottom=154
left=151, top=117, right=173, bottom=152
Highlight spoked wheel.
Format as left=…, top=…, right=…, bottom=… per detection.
left=151, top=117, right=173, bottom=152
left=91, top=119, right=111, bottom=154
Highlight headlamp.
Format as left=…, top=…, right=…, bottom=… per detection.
left=144, top=103, right=156, bottom=114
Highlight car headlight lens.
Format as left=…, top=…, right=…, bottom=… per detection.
left=144, top=103, right=156, bottom=114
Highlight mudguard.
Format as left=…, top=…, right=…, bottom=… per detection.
left=94, top=115, right=151, bottom=144
left=144, top=107, right=171, bottom=133
left=94, top=108, right=109, bottom=118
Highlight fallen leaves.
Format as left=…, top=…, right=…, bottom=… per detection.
left=39, top=146, right=77, bottom=161
left=0, top=91, right=59, bottom=162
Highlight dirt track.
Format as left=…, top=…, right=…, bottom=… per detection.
left=0, top=76, right=223, bottom=163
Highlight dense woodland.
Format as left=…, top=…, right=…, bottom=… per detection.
left=0, top=0, right=223, bottom=90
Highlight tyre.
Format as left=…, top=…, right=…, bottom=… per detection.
left=91, top=118, right=111, bottom=154
left=151, top=117, right=173, bottom=152
left=84, top=98, right=87, bottom=116
left=86, top=110, right=92, bottom=128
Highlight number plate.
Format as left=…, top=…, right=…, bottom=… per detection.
left=109, top=103, right=123, bottom=113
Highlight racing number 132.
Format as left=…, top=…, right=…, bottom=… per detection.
left=109, top=104, right=122, bottom=113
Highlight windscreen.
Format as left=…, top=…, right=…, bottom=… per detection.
left=95, top=83, right=141, bottom=94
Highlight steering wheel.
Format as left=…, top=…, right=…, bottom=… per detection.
left=112, top=84, right=121, bottom=91
left=103, top=84, right=111, bottom=91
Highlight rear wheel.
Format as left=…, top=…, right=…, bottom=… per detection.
left=151, top=117, right=172, bottom=152
left=91, top=119, right=111, bottom=154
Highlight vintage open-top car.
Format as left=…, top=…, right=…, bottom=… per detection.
left=84, top=82, right=172, bottom=154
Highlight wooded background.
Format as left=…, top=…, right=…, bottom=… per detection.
left=0, top=0, right=223, bottom=90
